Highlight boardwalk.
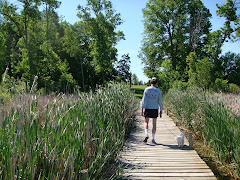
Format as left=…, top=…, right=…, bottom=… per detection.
left=120, top=110, right=216, bottom=180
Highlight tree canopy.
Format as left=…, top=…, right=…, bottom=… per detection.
left=1, top=0, right=239, bottom=94
left=0, top=0, right=128, bottom=93
left=140, top=0, right=240, bottom=93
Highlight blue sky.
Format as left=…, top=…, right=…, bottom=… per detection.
left=10, top=0, right=240, bottom=82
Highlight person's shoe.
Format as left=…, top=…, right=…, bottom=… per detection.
left=143, top=136, right=149, bottom=143
left=152, top=139, right=157, bottom=144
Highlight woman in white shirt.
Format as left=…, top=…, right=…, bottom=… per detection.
left=141, top=77, right=163, bottom=144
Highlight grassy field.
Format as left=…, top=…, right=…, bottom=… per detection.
left=0, top=83, right=139, bottom=179
left=130, top=85, right=147, bottom=99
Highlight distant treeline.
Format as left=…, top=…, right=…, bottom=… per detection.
left=0, top=0, right=131, bottom=93
left=140, top=0, right=240, bottom=93
left=1, top=0, right=240, bottom=95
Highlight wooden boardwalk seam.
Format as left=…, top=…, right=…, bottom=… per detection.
left=120, top=110, right=216, bottom=180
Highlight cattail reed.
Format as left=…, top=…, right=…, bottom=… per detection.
left=165, top=88, right=240, bottom=179
left=30, top=75, right=38, bottom=94
left=0, top=83, right=138, bottom=179
left=2, top=67, right=9, bottom=83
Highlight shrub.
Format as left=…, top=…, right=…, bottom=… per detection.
left=214, top=78, right=229, bottom=92
left=172, top=80, right=188, bottom=90
left=228, top=83, right=240, bottom=94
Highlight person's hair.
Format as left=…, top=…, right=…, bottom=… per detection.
left=150, top=77, right=157, bottom=85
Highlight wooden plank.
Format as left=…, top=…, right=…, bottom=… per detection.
left=125, top=169, right=213, bottom=173
left=124, top=172, right=216, bottom=177
left=122, top=166, right=215, bottom=170
left=122, top=176, right=217, bottom=180
left=121, top=162, right=208, bottom=166
left=119, top=112, right=216, bottom=179
left=121, top=157, right=203, bottom=160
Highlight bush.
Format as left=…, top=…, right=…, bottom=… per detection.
left=229, top=83, right=240, bottom=94
left=172, top=80, right=188, bottom=90
left=214, top=78, right=229, bottom=92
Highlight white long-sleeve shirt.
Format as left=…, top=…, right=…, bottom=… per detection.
left=141, top=86, right=163, bottom=110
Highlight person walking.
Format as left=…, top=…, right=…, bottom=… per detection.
left=141, top=77, right=163, bottom=144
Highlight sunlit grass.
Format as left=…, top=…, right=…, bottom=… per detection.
left=0, top=83, right=139, bottom=179
left=131, top=85, right=147, bottom=99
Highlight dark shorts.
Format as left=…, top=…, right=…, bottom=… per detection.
left=144, top=109, right=158, bottom=118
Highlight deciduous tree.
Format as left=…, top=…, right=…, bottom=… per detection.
left=116, top=54, right=131, bottom=83
left=141, top=0, right=211, bottom=77
left=77, top=0, right=124, bottom=85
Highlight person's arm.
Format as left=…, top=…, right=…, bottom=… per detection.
left=141, top=108, right=144, bottom=116
left=141, top=89, right=146, bottom=116
left=158, top=90, right=163, bottom=115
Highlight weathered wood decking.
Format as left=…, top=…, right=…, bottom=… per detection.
left=120, top=110, right=216, bottom=180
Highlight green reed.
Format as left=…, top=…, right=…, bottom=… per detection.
left=0, top=83, right=138, bottom=179
left=165, top=88, right=240, bottom=178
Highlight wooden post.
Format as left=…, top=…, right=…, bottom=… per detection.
left=189, top=133, right=193, bottom=148
left=166, top=108, right=168, bottom=115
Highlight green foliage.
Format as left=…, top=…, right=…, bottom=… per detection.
left=0, top=74, right=11, bottom=103
left=77, top=0, right=124, bottom=84
left=0, top=0, right=77, bottom=93
left=141, top=0, right=211, bottom=75
left=186, top=52, right=197, bottom=86
left=157, top=59, right=180, bottom=94
left=0, top=74, right=27, bottom=103
left=1, top=0, right=239, bottom=94
left=186, top=52, right=213, bottom=90
left=195, top=57, right=213, bottom=89
left=116, top=54, right=131, bottom=83
left=204, top=0, right=240, bottom=74
left=216, top=0, right=239, bottom=39
left=58, top=71, right=77, bottom=93
left=217, top=0, right=238, bottom=22
left=219, top=52, right=240, bottom=86
left=214, top=78, right=229, bottom=92
left=172, top=80, right=188, bottom=90
left=228, top=83, right=240, bottom=94
left=131, top=73, right=139, bottom=85
left=140, top=0, right=239, bottom=93
left=0, top=31, right=7, bottom=75
left=204, top=30, right=224, bottom=62
left=131, top=85, right=147, bottom=99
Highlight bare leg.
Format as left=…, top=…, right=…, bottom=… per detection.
left=152, top=118, right=157, bottom=134
left=152, top=118, right=157, bottom=143
left=144, top=117, right=149, bottom=130
left=143, top=117, right=150, bottom=143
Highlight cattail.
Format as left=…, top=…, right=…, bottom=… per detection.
left=2, top=67, right=9, bottom=82
left=0, top=83, right=139, bottom=179
left=30, top=75, right=38, bottom=94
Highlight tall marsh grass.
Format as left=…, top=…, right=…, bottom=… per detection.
left=0, top=83, right=138, bottom=179
left=165, top=88, right=240, bottom=178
